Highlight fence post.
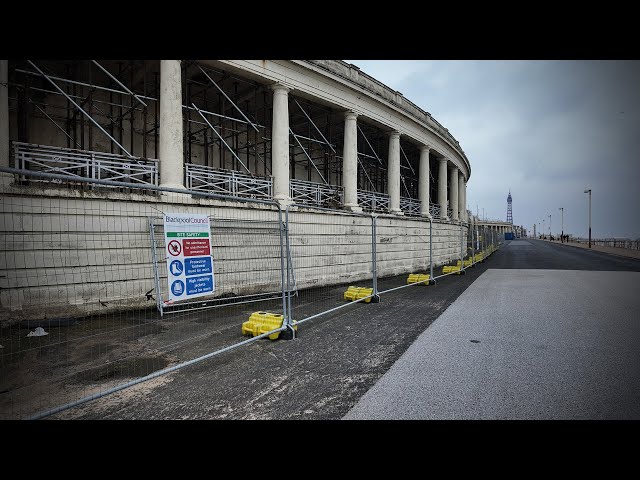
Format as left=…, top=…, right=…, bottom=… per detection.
left=277, top=205, right=291, bottom=337
left=149, top=217, right=163, bottom=317
left=279, top=205, right=295, bottom=339
left=371, top=214, right=380, bottom=302
left=285, top=205, right=294, bottom=331
left=429, top=218, right=435, bottom=284
left=484, top=226, right=487, bottom=253
left=471, top=218, right=475, bottom=266
left=460, top=221, right=465, bottom=274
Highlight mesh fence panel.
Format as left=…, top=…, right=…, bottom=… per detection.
left=0, top=178, right=286, bottom=419
left=286, top=206, right=374, bottom=325
left=376, top=216, right=431, bottom=292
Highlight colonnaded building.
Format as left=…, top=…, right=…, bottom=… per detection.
left=0, top=60, right=511, bottom=324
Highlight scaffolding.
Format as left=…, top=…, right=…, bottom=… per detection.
left=6, top=60, right=446, bottom=215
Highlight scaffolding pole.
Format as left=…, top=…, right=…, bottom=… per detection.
left=92, top=60, right=147, bottom=108
left=399, top=144, right=416, bottom=175
left=197, top=65, right=259, bottom=132
left=27, top=60, right=135, bottom=159
left=357, top=124, right=383, bottom=165
left=192, top=103, right=252, bottom=175
left=290, top=128, right=327, bottom=184
left=293, top=98, right=336, bottom=153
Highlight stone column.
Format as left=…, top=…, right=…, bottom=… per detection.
left=438, top=158, right=448, bottom=220
left=387, top=131, right=402, bottom=215
left=0, top=60, right=9, bottom=169
left=159, top=60, right=184, bottom=189
left=418, top=145, right=431, bottom=217
left=271, top=83, right=292, bottom=206
left=450, top=165, right=459, bottom=221
left=458, top=175, right=466, bottom=222
left=343, top=111, right=361, bottom=212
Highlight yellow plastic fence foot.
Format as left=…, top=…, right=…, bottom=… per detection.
left=241, top=311, right=297, bottom=341
left=344, top=286, right=374, bottom=303
left=407, top=273, right=430, bottom=285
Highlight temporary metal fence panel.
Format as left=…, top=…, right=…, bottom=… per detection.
left=0, top=169, right=289, bottom=420
left=375, top=215, right=432, bottom=293
left=285, top=205, right=375, bottom=326
left=149, top=209, right=287, bottom=317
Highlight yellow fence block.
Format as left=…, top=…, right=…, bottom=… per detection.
left=407, top=273, right=430, bottom=285
left=474, top=252, right=484, bottom=262
left=344, top=286, right=374, bottom=303
left=442, top=265, right=462, bottom=275
left=242, top=311, right=297, bottom=341
left=456, top=258, right=473, bottom=267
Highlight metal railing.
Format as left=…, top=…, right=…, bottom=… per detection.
left=289, top=180, right=441, bottom=218
left=430, top=203, right=441, bottom=217
left=357, top=189, right=390, bottom=213
left=290, top=179, right=343, bottom=208
left=568, top=237, right=640, bottom=250
left=185, top=163, right=272, bottom=200
left=13, top=142, right=158, bottom=187
left=399, top=196, right=421, bottom=217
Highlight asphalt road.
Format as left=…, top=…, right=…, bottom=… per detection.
left=345, top=239, right=640, bottom=419
left=53, top=239, right=640, bottom=419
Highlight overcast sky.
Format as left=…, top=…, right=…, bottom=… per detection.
left=347, top=60, right=640, bottom=239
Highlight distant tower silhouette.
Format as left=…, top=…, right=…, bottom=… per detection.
left=507, top=190, right=513, bottom=224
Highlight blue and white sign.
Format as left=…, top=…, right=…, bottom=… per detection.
left=163, top=213, right=215, bottom=303
left=185, top=257, right=212, bottom=276
left=169, top=260, right=184, bottom=276
left=171, top=279, right=185, bottom=297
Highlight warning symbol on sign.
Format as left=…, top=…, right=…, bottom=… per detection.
left=168, top=240, right=182, bottom=256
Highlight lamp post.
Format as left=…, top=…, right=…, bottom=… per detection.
left=584, top=189, right=591, bottom=248
left=542, top=218, right=545, bottom=239
left=548, top=214, right=551, bottom=239
left=558, top=207, right=564, bottom=243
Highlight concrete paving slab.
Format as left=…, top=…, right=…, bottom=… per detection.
left=344, top=269, right=640, bottom=419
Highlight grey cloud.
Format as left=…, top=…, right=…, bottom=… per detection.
left=349, top=60, right=640, bottom=239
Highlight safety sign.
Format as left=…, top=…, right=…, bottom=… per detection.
left=163, top=213, right=215, bottom=302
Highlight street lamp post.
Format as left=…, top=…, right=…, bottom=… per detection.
left=542, top=219, right=545, bottom=239
left=584, top=189, right=591, bottom=248
left=548, top=214, right=551, bottom=239
left=558, top=207, right=564, bottom=243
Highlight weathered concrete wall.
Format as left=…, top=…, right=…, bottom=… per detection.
left=0, top=185, right=467, bottom=325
